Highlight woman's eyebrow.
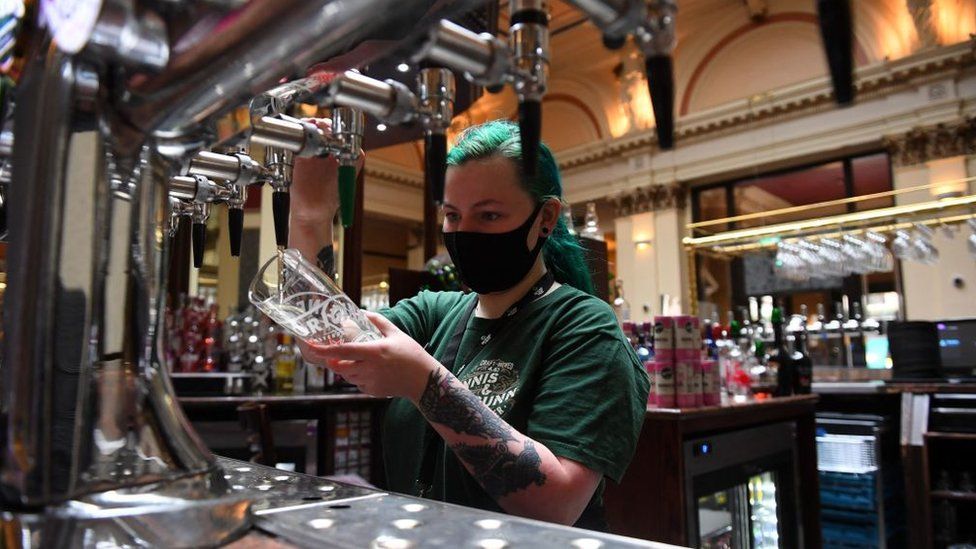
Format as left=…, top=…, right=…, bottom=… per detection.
left=441, top=199, right=503, bottom=210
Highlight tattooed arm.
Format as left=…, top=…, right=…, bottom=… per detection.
left=301, top=314, right=603, bottom=525
left=415, top=364, right=602, bottom=525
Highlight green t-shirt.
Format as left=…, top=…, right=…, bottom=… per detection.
left=378, top=284, right=650, bottom=528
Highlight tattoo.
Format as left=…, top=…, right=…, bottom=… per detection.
left=418, top=369, right=516, bottom=442
left=451, top=440, right=547, bottom=498
left=316, top=245, right=335, bottom=277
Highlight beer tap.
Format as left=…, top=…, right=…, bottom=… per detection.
left=634, top=0, right=677, bottom=149
left=187, top=149, right=266, bottom=256
left=168, top=173, right=233, bottom=268
left=416, top=67, right=455, bottom=204
left=414, top=17, right=552, bottom=175
left=509, top=0, right=550, bottom=178
left=251, top=102, right=368, bottom=228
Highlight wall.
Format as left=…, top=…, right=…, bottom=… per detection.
left=895, top=156, right=976, bottom=320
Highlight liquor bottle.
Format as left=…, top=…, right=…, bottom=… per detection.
left=826, top=301, right=848, bottom=367
left=768, top=307, right=794, bottom=396
left=274, top=333, right=297, bottom=393
left=612, top=280, right=631, bottom=323
left=845, top=301, right=867, bottom=367
left=791, top=315, right=813, bottom=394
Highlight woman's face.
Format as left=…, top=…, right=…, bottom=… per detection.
left=442, top=156, right=559, bottom=247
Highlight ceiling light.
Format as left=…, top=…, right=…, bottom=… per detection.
left=396, top=63, right=410, bottom=72
left=376, top=123, right=387, bottom=132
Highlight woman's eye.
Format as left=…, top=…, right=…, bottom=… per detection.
left=481, top=212, right=501, bottom=221
left=444, top=212, right=460, bottom=222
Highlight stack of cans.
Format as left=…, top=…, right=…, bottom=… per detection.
left=648, top=316, right=721, bottom=409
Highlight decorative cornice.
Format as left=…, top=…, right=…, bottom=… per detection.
left=363, top=159, right=424, bottom=189
left=884, top=117, right=976, bottom=167
left=608, top=183, right=686, bottom=217
left=556, top=40, right=976, bottom=172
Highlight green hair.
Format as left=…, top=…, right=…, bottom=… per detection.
left=446, top=120, right=595, bottom=296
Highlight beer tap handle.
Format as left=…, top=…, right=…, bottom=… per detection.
left=645, top=54, right=674, bottom=149
left=518, top=100, right=542, bottom=178
left=228, top=207, right=244, bottom=257
left=425, top=132, right=447, bottom=205
left=191, top=203, right=210, bottom=269
left=272, top=190, right=290, bottom=248
left=337, top=165, right=356, bottom=228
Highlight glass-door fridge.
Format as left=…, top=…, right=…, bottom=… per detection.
left=684, top=422, right=801, bottom=548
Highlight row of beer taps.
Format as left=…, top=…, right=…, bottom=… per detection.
left=162, top=0, right=677, bottom=268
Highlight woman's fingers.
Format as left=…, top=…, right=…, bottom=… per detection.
left=364, top=311, right=398, bottom=336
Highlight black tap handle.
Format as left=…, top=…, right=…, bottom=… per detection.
left=0, top=201, right=6, bottom=242
left=645, top=55, right=675, bottom=150
left=518, top=100, right=541, bottom=178
left=272, top=190, right=290, bottom=248
left=602, top=33, right=626, bottom=50
left=338, top=165, right=357, bottom=228
left=816, top=0, right=854, bottom=105
left=228, top=207, right=244, bottom=257
left=191, top=222, right=206, bottom=268
left=425, top=132, right=447, bottom=204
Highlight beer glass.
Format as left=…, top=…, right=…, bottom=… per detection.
left=249, top=249, right=381, bottom=345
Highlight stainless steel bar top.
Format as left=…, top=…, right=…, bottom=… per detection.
left=218, top=457, right=686, bottom=549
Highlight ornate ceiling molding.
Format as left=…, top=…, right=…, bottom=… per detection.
left=363, top=159, right=424, bottom=190
left=557, top=40, right=976, bottom=172
left=885, top=117, right=976, bottom=167
left=608, top=183, right=687, bottom=217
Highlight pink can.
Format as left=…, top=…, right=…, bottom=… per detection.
left=654, top=360, right=676, bottom=408
left=645, top=359, right=657, bottom=407
left=676, top=358, right=700, bottom=408
left=653, top=317, right=675, bottom=363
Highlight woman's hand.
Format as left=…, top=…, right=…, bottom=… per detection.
left=298, top=312, right=439, bottom=400
left=290, top=118, right=340, bottom=227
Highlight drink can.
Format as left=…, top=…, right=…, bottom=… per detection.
left=654, top=360, right=676, bottom=408
left=676, top=358, right=699, bottom=408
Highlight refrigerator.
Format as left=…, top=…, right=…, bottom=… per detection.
left=683, top=422, right=801, bottom=548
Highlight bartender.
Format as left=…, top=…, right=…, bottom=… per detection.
left=290, top=120, right=649, bottom=530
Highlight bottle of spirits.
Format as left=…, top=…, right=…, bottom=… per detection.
left=274, top=333, right=297, bottom=393
left=826, top=301, right=848, bottom=367
left=768, top=307, right=794, bottom=397
left=845, top=300, right=867, bottom=367
left=791, top=316, right=814, bottom=394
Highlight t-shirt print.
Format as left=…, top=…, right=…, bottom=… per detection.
left=460, top=358, right=519, bottom=415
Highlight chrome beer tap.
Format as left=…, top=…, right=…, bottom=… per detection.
left=169, top=173, right=233, bottom=267
left=417, top=67, right=455, bottom=204
left=634, top=0, right=677, bottom=150
left=509, top=0, right=550, bottom=177
left=187, top=149, right=266, bottom=256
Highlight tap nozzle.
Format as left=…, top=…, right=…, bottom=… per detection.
left=249, top=71, right=341, bottom=119
left=510, top=0, right=550, bottom=178
left=331, top=107, right=365, bottom=228
left=414, top=20, right=511, bottom=89
left=417, top=67, right=455, bottom=205
left=635, top=0, right=677, bottom=149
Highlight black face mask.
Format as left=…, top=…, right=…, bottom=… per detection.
left=443, top=203, right=547, bottom=294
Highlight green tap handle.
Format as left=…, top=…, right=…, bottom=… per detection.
left=338, top=164, right=357, bottom=228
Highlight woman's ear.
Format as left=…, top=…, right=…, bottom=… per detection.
left=539, top=198, right=561, bottom=235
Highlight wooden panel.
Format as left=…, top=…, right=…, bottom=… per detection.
left=605, top=419, right=687, bottom=545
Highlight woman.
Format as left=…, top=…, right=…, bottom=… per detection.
left=290, top=120, right=649, bottom=530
